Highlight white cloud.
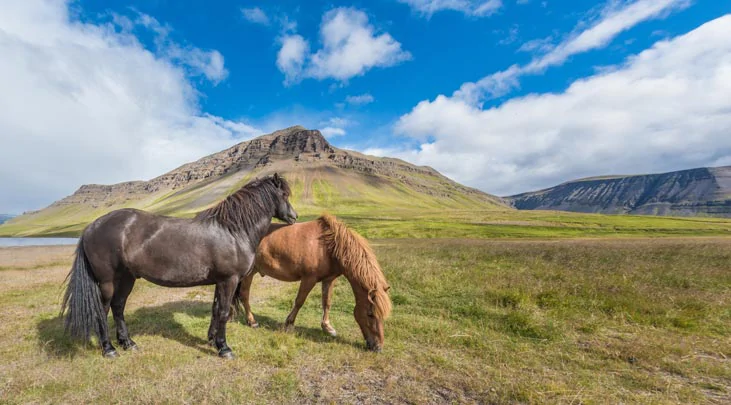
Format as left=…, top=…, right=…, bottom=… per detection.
left=321, top=127, right=347, bottom=137
left=276, top=8, right=411, bottom=84
left=0, top=0, right=261, bottom=213
left=456, top=0, right=690, bottom=101
left=346, top=93, right=375, bottom=105
left=394, top=15, right=731, bottom=196
left=242, top=7, right=270, bottom=25
left=129, top=11, right=229, bottom=84
left=517, top=36, right=553, bottom=53
left=277, top=35, right=310, bottom=85
left=317, top=117, right=353, bottom=138
left=398, top=0, right=503, bottom=17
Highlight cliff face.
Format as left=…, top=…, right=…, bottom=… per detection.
left=508, top=166, right=731, bottom=217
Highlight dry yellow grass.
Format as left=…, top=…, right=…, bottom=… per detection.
left=0, top=238, right=729, bottom=404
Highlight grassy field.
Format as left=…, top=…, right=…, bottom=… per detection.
left=0, top=236, right=729, bottom=404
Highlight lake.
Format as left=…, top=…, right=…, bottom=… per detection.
left=0, top=238, right=78, bottom=247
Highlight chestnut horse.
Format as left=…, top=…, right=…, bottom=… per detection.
left=229, top=214, right=392, bottom=351
left=61, top=174, right=297, bottom=358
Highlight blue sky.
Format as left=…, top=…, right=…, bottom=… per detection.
left=1, top=0, right=731, bottom=213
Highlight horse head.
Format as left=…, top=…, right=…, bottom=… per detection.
left=354, top=285, right=391, bottom=352
left=271, top=173, right=297, bottom=225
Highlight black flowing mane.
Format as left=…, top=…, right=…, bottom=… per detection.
left=195, top=175, right=291, bottom=236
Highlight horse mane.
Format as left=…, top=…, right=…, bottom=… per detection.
left=195, top=175, right=291, bottom=236
left=318, top=214, right=392, bottom=319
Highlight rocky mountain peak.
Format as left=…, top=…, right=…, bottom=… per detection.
left=49, top=125, right=505, bottom=210
left=266, top=128, right=334, bottom=157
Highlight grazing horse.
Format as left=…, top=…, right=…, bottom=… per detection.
left=61, top=174, right=297, bottom=358
left=229, top=214, right=392, bottom=352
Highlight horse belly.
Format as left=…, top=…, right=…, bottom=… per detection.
left=127, top=244, right=218, bottom=287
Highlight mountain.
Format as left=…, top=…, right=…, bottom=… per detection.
left=507, top=166, right=731, bottom=217
left=0, top=126, right=508, bottom=236
left=0, top=214, right=15, bottom=225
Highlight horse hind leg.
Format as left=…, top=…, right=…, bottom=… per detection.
left=111, top=271, right=137, bottom=351
left=98, top=280, right=118, bottom=358
left=284, top=276, right=317, bottom=332
left=239, top=273, right=258, bottom=328
left=321, top=278, right=337, bottom=337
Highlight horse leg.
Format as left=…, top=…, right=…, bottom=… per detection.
left=240, top=273, right=258, bottom=328
left=321, top=277, right=337, bottom=337
left=207, top=285, right=220, bottom=345
left=284, top=276, right=317, bottom=331
left=111, top=271, right=137, bottom=351
left=99, top=281, right=118, bottom=358
left=213, top=277, right=239, bottom=359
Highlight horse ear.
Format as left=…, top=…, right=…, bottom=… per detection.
left=384, top=285, right=391, bottom=293
left=272, top=173, right=283, bottom=188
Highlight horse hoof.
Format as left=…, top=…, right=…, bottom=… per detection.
left=218, top=349, right=235, bottom=359
left=249, top=322, right=259, bottom=329
left=322, top=324, right=337, bottom=337
left=125, top=343, right=139, bottom=351
left=103, top=350, right=119, bottom=358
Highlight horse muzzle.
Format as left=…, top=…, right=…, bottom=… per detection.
left=366, top=340, right=382, bottom=353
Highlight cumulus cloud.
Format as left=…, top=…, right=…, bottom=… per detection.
left=320, top=127, right=347, bottom=137
left=394, top=15, right=731, bottom=196
left=130, top=11, right=229, bottom=84
left=345, top=93, right=375, bottom=105
left=276, top=35, right=310, bottom=85
left=276, top=8, right=411, bottom=84
left=456, top=0, right=690, bottom=102
left=0, top=0, right=261, bottom=213
left=398, top=0, right=503, bottom=17
left=241, top=7, right=270, bottom=25
left=318, top=117, right=352, bottom=137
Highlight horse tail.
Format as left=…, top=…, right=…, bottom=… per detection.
left=61, top=237, right=108, bottom=343
left=317, top=214, right=392, bottom=319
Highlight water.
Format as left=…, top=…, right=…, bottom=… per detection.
left=0, top=237, right=78, bottom=247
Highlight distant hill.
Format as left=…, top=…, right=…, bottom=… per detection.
left=508, top=166, right=731, bottom=217
left=0, top=214, right=15, bottom=225
left=0, top=126, right=508, bottom=236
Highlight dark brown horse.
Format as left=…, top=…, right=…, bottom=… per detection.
left=61, top=174, right=297, bottom=358
left=230, top=214, right=392, bottom=352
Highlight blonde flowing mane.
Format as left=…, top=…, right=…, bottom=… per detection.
left=318, top=214, right=392, bottom=319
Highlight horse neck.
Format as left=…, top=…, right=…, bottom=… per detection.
left=343, top=272, right=369, bottom=304
left=240, top=212, right=275, bottom=250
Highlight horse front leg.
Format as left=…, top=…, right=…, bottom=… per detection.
left=321, top=277, right=338, bottom=337
left=284, top=276, right=317, bottom=331
left=207, top=285, right=220, bottom=346
left=213, top=277, right=239, bottom=359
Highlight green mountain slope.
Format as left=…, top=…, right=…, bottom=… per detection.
left=0, top=126, right=508, bottom=237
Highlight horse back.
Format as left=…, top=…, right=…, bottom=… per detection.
left=83, top=208, right=246, bottom=286
left=255, top=220, right=335, bottom=282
